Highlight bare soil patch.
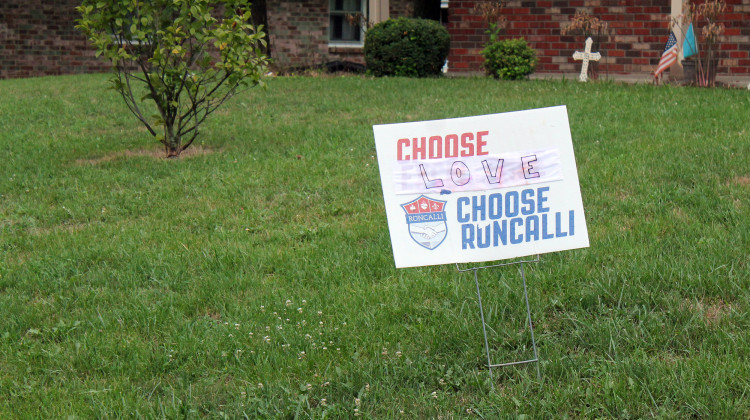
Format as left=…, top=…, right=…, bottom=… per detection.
left=729, top=175, right=749, bottom=186
left=682, top=298, right=734, bottom=326
left=76, top=145, right=219, bottom=165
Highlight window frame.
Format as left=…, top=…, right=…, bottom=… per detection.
left=328, top=0, right=368, bottom=48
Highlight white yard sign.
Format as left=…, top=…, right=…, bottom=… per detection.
left=374, top=106, right=589, bottom=268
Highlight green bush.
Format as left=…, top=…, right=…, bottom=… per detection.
left=364, top=17, right=450, bottom=77
left=76, top=0, right=267, bottom=158
left=482, top=38, right=537, bottom=80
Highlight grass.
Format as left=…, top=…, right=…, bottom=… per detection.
left=0, top=73, right=748, bottom=418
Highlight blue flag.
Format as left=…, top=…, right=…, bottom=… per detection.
left=683, top=23, right=698, bottom=58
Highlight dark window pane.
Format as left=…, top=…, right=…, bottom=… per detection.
left=331, top=15, right=344, bottom=40
left=331, top=0, right=361, bottom=13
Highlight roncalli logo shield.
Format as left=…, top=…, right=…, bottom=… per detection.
left=401, top=195, right=447, bottom=250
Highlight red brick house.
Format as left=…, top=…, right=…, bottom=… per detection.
left=265, top=0, right=443, bottom=70
left=1, top=0, right=749, bottom=79
left=0, top=0, right=110, bottom=79
left=0, top=0, right=433, bottom=78
left=447, top=0, right=750, bottom=78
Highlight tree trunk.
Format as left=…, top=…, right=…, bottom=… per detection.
left=165, top=125, right=181, bottom=158
left=166, top=146, right=180, bottom=158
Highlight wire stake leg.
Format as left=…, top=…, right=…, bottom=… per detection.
left=461, top=257, right=542, bottom=383
left=473, top=268, right=495, bottom=384
left=521, top=262, right=541, bottom=380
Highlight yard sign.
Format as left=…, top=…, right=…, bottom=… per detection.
left=374, top=106, right=589, bottom=268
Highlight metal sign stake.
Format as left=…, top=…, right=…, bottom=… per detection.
left=457, top=257, right=542, bottom=383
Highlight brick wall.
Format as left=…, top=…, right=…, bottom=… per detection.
left=0, top=0, right=110, bottom=79
left=448, top=0, right=750, bottom=76
left=267, top=1, right=331, bottom=70
left=719, top=0, right=750, bottom=75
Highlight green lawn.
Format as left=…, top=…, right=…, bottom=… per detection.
left=0, top=74, right=748, bottom=418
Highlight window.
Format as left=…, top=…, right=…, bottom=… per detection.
left=329, top=0, right=367, bottom=46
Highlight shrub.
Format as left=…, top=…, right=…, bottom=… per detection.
left=482, top=38, right=537, bottom=80
left=76, top=0, right=268, bottom=157
left=364, top=17, right=449, bottom=78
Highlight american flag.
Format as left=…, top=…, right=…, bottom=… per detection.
left=655, top=31, right=678, bottom=78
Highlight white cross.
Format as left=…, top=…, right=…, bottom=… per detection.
left=572, top=37, right=601, bottom=82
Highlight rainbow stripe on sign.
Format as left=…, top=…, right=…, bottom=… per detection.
left=393, top=148, right=562, bottom=195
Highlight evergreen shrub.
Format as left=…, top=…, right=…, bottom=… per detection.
left=364, top=17, right=449, bottom=77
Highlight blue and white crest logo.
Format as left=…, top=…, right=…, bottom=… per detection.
left=401, top=195, right=447, bottom=250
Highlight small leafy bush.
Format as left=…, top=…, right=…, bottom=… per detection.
left=76, top=0, right=268, bottom=157
left=364, top=17, right=450, bottom=77
left=482, top=38, right=537, bottom=80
